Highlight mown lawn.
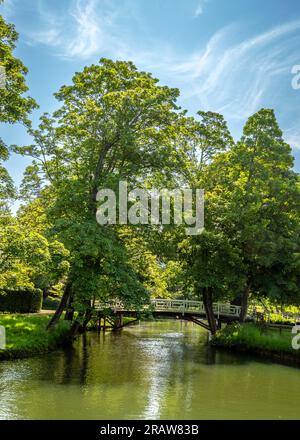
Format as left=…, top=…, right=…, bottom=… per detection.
left=0, top=314, right=71, bottom=360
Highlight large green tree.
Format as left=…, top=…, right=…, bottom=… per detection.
left=200, top=109, right=300, bottom=325
left=16, top=59, right=186, bottom=331
left=176, top=111, right=237, bottom=333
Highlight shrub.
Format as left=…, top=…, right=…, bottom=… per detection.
left=0, top=287, right=42, bottom=313
left=42, top=296, right=60, bottom=310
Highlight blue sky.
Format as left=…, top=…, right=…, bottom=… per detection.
left=1, top=0, right=300, bottom=190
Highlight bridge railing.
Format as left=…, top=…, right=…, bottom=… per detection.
left=95, top=298, right=241, bottom=318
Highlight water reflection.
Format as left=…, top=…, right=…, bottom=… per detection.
left=0, top=320, right=300, bottom=419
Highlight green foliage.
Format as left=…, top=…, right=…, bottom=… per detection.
left=119, top=227, right=185, bottom=299
left=4, top=49, right=299, bottom=328
left=186, top=109, right=300, bottom=306
left=249, top=299, right=300, bottom=323
left=0, top=10, right=37, bottom=212
left=267, top=314, right=296, bottom=325
left=0, top=287, right=42, bottom=312
left=42, top=296, right=61, bottom=310
left=180, top=230, right=244, bottom=301
left=0, top=12, right=37, bottom=125
left=0, top=217, right=70, bottom=291
left=13, top=58, right=190, bottom=320
left=0, top=144, right=15, bottom=211
left=19, top=161, right=43, bottom=201
left=228, top=110, right=300, bottom=304
left=182, top=111, right=234, bottom=181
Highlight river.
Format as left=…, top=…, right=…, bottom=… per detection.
left=0, top=320, right=300, bottom=419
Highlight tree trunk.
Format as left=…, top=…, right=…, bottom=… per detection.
left=43, top=286, right=51, bottom=300
left=202, top=287, right=217, bottom=335
left=47, top=282, right=72, bottom=329
left=65, top=293, right=74, bottom=322
left=82, top=307, right=93, bottom=331
left=81, top=296, right=96, bottom=330
left=70, top=319, right=82, bottom=337
left=69, top=299, right=92, bottom=336
left=239, top=284, right=250, bottom=323
left=90, top=140, right=118, bottom=215
left=70, top=310, right=86, bottom=337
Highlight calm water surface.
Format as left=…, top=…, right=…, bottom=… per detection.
left=0, top=320, right=300, bottom=420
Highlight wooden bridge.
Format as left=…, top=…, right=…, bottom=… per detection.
left=94, top=299, right=241, bottom=331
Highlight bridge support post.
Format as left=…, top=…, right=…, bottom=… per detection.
left=202, top=288, right=218, bottom=335
left=113, top=313, right=124, bottom=330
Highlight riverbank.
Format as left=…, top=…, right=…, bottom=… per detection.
left=0, top=314, right=72, bottom=360
left=212, top=322, right=300, bottom=366
left=0, top=313, right=141, bottom=361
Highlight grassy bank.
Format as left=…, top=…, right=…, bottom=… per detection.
left=0, top=314, right=72, bottom=360
left=212, top=322, right=300, bottom=365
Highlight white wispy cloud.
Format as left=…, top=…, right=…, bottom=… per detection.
left=194, top=0, right=208, bottom=17
left=283, top=127, right=300, bottom=150
left=10, top=0, right=300, bottom=149
left=163, top=20, right=300, bottom=122
left=25, top=0, right=173, bottom=63
left=27, top=0, right=112, bottom=59
left=1, top=0, right=15, bottom=18
left=67, top=0, right=104, bottom=58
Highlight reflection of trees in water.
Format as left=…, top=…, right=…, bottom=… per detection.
left=41, top=331, right=151, bottom=387
left=36, top=321, right=253, bottom=390
left=79, top=333, right=89, bottom=385
left=2, top=321, right=300, bottom=419
left=29, top=321, right=252, bottom=392
left=60, top=345, right=78, bottom=384
left=34, top=336, right=91, bottom=385
left=39, top=345, right=81, bottom=385
left=59, top=333, right=94, bottom=385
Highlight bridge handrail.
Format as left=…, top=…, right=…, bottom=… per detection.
left=94, top=298, right=241, bottom=318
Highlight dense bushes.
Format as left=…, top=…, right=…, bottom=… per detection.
left=0, top=288, right=42, bottom=313
left=42, top=296, right=60, bottom=310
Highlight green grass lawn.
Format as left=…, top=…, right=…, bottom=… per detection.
left=0, top=314, right=71, bottom=360
left=212, top=322, right=300, bottom=358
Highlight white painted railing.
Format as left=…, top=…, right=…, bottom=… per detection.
left=95, top=298, right=241, bottom=318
